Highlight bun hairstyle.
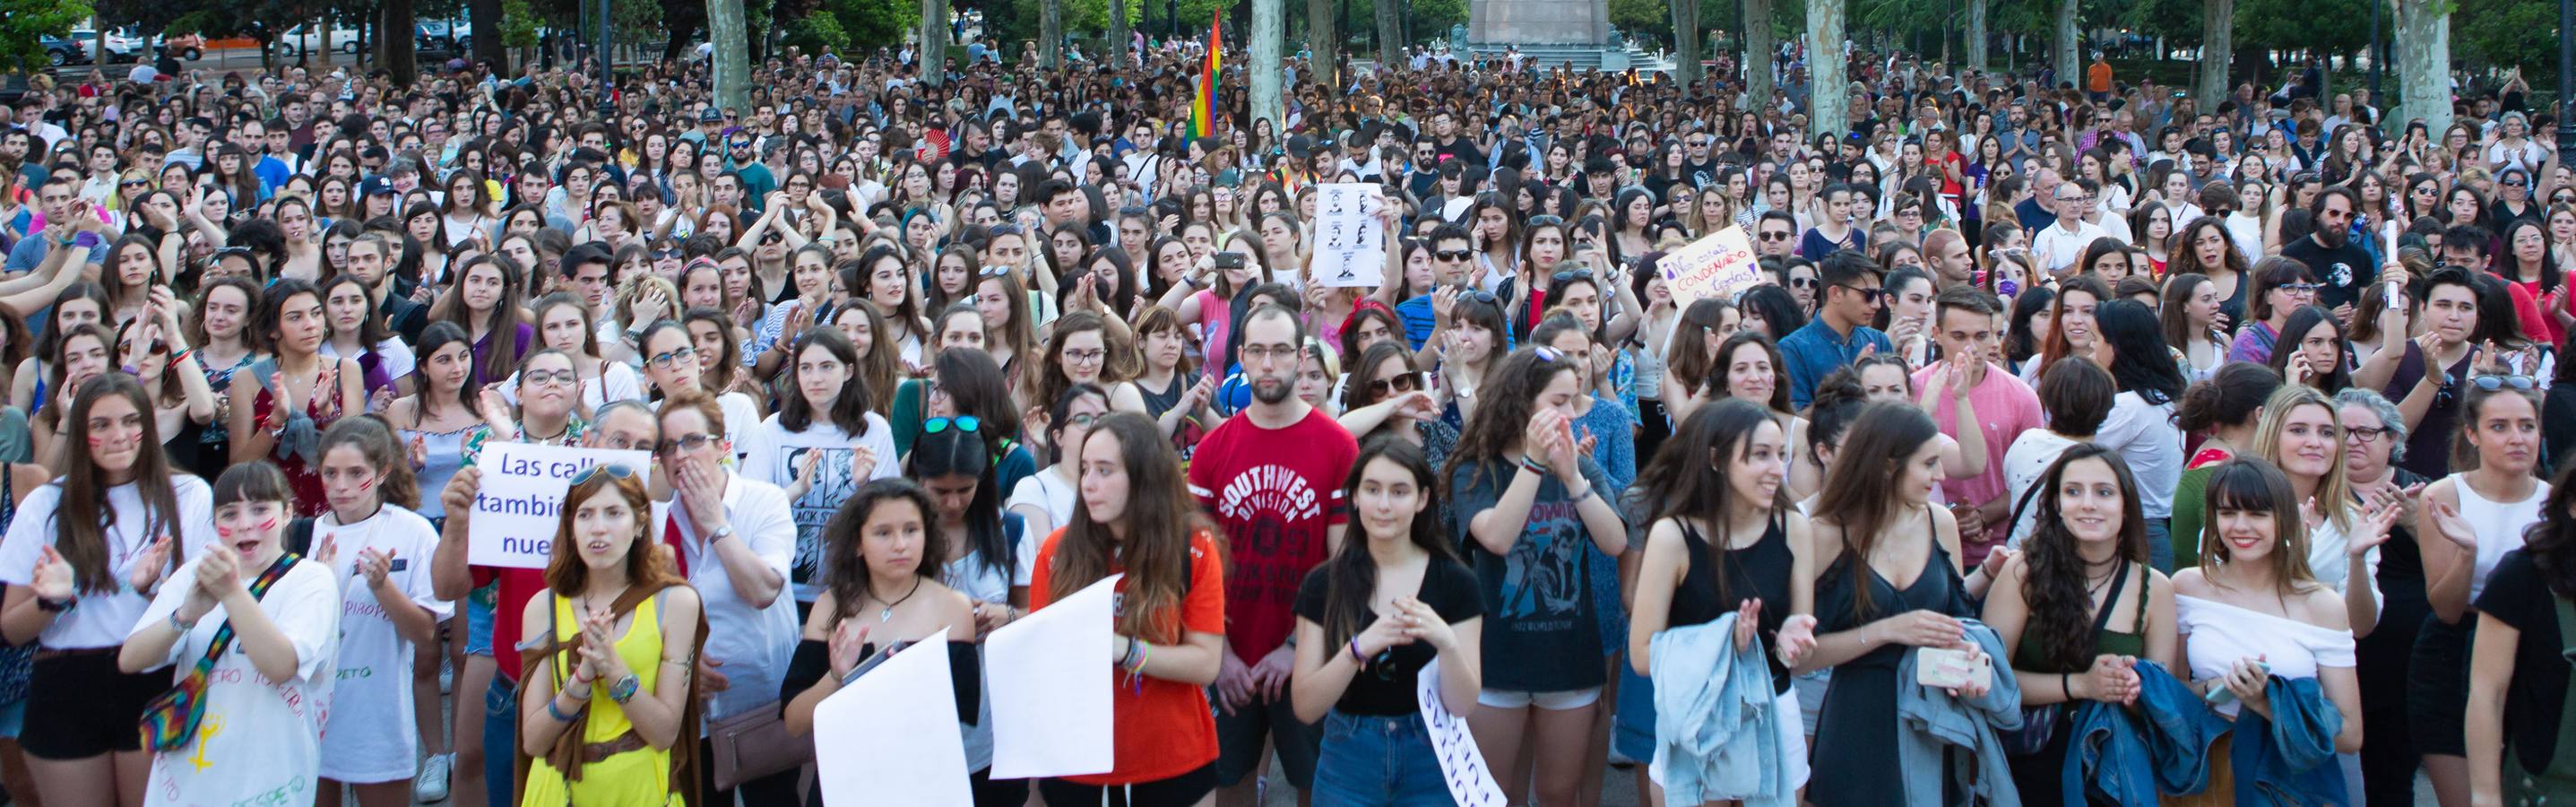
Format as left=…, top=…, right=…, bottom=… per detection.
left=2177, top=361, right=2284, bottom=434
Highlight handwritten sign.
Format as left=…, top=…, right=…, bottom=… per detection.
left=1417, top=657, right=1506, bottom=807
left=467, top=441, right=652, bottom=568
left=1313, top=183, right=1387, bottom=288
left=1657, top=227, right=1763, bottom=306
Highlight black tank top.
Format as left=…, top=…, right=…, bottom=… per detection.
left=1670, top=515, right=1795, bottom=694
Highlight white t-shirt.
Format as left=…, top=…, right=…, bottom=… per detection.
left=737, top=412, right=901, bottom=603
left=2096, top=393, right=2183, bottom=519
left=2001, top=430, right=2083, bottom=548
left=497, top=361, right=645, bottom=414
left=314, top=508, right=452, bottom=784
left=133, top=554, right=341, bottom=806
left=2029, top=220, right=2109, bottom=273
left=0, top=476, right=217, bottom=649
left=1005, top=466, right=1076, bottom=535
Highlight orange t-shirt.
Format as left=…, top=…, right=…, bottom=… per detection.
left=1027, top=527, right=1227, bottom=785
left=2088, top=62, right=2114, bottom=92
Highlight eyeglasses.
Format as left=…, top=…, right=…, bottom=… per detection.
left=1434, top=249, right=1474, bottom=262
left=924, top=415, right=982, bottom=434
left=1061, top=347, right=1107, bottom=364
left=1759, top=230, right=1793, bottom=242
left=2278, top=282, right=2321, bottom=294
left=2346, top=425, right=2389, bottom=444
left=656, top=433, right=717, bottom=455
left=645, top=345, right=697, bottom=369
left=523, top=369, right=579, bottom=387
left=568, top=463, right=639, bottom=484
left=2471, top=374, right=2537, bottom=391
left=1368, top=371, right=1424, bottom=396
left=1240, top=343, right=1302, bottom=363
left=1832, top=283, right=1884, bottom=302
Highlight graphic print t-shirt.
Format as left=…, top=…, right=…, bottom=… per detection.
left=1187, top=407, right=1359, bottom=662
left=739, top=412, right=903, bottom=603
left=1452, top=456, right=1611, bottom=692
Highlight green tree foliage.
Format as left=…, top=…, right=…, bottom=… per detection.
left=502, top=0, right=540, bottom=48
left=2454, top=0, right=2554, bottom=80
left=814, top=0, right=908, bottom=47
left=0, top=0, right=93, bottom=74
left=1000, top=0, right=1227, bottom=48
left=787, top=9, right=851, bottom=52
left=2233, top=0, right=2368, bottom=56
left=1607, top=0, right=1675, bottom=47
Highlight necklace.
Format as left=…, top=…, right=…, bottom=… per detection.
left=868, top=577, right=926, bottom=622
left=2082, top=557, right=2120, bottom=598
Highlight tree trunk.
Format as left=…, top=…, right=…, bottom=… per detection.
left=1966, top=0, right=1986, bottom=71
left=1807, top=0, right=1845, bottom=137
left=1673, top=0, right=1702, bottom=87
left=1307, top=0, right=1334, bottom=90
left=1745, top=0, right=1773, bottom=114
left=2053, top=0, right=2078, bottom=88
left=1110, top=0, right=1130, bottom=68
left=382, top=0, right=419, bottom=84
left=1376, top=0, right=1401, bottom=65
left=2391, top=0, right=2450, bottom=133
left=471, top=0, right=503, bottom=67
left=706, top=0, right=750, bottom=111
left=1250, top=0, right=1284, bottom=132
left=2195, top=0, right=2230, bottom=102
left=921, top=0, right=947, bottom=82
left=1040, top=0, right=1062, bottom=67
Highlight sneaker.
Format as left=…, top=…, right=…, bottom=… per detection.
left=414, top=753, right=452, bottom=803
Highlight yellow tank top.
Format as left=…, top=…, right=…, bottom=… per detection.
left=520, top=592, right=676, bottom=807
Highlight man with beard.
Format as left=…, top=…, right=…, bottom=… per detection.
left=2281, top=186, right=2376, bottom=319
left=1185, top=305, right=1360, bottom=807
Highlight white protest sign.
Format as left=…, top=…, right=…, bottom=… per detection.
left=986, top=574, right=1121, bottom=778
left=466, top=441, right=653, bottom=568
left=1417, top=657, right=1507, bottom=807
left=1657, top=227, right=1763, bottom=306
left=814, top=629, right=972, bottom=807
left=1313, top=183, right=1387, bottom=288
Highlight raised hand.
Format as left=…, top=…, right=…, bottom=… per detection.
left=357, top=548, right=394, bottom=591
left=826, top=618, right=873, bottom=681
left=129, top=534, right=176, bottom=594
left=1395, top=596, right=1456, bottom=653
left=2425, top=498, right=2477, bottom=550
left=30, top=546, right=75, bottom=603
left=194, top=541, right=242, bottom=599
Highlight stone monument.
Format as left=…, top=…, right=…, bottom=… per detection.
left=1467, top=0, right=1612, bottom=47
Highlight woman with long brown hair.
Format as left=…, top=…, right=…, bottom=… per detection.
left=1026, top=412, right=1226, bottom=805
left=514, top=463, right=705, bottom=806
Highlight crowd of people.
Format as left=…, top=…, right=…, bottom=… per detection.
left=0, top=22, right=2572, bottom=807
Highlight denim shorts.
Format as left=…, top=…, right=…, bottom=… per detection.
left=1310, top=711, right=1455, bottom=807
left=462, top=583, right=497, bottom=657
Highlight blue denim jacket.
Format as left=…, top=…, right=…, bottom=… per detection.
left=1895, top=620, right=2025, bottom=807
left=1648, top=614, right=1795, bottom=807
left=1779, top=318, right=1893, bottom=411
left=2229, top=674, right=2347, bottom=807
left=2061, top=661, right=2233, bottom=805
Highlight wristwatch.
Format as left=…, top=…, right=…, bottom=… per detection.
left=707, top=525, right=736, bottom=544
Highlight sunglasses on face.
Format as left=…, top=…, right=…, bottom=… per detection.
left=568, top=463, right=640, bottom=484
left=1833, top=283, right=1883, bottom=302
left=1368, top=371, right=1424, bottom=396
left=650, top=248, right=683, bottom=259
left=924, top=415, right=982, bottom=434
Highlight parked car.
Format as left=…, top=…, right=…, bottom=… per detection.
left=268, top=23, right=361, bottom=57
left=106, top=27, right=205, bottom=61
left=40, top=35, right=94, bottom=67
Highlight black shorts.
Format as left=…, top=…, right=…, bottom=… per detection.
left=2407, top=612, right=2472, bottom=758
left=22, top=650, right=170, bottom=760
left=1039, top=763, right=1217, bottom=807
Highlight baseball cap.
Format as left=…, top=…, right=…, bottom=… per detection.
left=699, top=108, right=724, bottom=124
left=359, top=177, right=394, bottom=197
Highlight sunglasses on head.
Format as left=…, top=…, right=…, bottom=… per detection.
left=2471, top=374, right=2537, bottom=391
left=924, top=415, right=982, bottom=434
left=1552, top=269, right=1595, bottom=285
left=569, top=463, right=640, bottom=484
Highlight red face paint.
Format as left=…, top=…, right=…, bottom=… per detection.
left=214, top=525, right=234, bottom=538
left=255, top=517, right=279, bottom=534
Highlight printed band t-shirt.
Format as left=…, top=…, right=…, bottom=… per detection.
left=1452, top=456, right=1612, bottom=692
left=1026, top=527, right=1226, bottom=785
left=1186, top=407, right=1359, bottom=663
left=737, top=412, right=903, bottom=603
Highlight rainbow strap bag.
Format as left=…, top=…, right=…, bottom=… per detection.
left=136, top=553, right=302, bottom=752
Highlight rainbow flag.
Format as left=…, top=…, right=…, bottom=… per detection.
left=1189, top=14, right=1221, bottom=140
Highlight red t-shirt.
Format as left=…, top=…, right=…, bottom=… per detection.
left=1027, top=528, right=1226, bottom=785
left=1185, top=407, right=1357, bottom=663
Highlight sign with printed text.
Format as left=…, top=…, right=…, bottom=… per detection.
left=1658, top=227, right=1763, bottom=306
left=1417, top=657, right=1507, bottom=807
left=1313, top=183, right=1388, bottom=288
left=466, top=441, right=652, bottom=568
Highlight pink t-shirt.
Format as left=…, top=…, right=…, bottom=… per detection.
left=1914, top=360, right=2046, bottom=568
left=1195, top=289, right=1235, bottom=369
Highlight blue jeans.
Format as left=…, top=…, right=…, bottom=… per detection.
left=2145, top=517, right=2174, bottom=573
left=1310, top=711, right=1456, bottom=807
left=485, top=675, right=518, bottom=807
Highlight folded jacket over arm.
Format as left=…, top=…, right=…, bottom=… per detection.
left=1648, top=612, right=1795, bottom=807
left=2061, top=660, right=2233, bottom=805
left=1895, top=619, right=2025, bottom=807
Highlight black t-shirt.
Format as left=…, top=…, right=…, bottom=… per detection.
left=2281, top=236, right=2377, bottom=312
left=1292, top=556, right=1484, bottom=716
left=2475, top=549, right=2574, bottom=775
